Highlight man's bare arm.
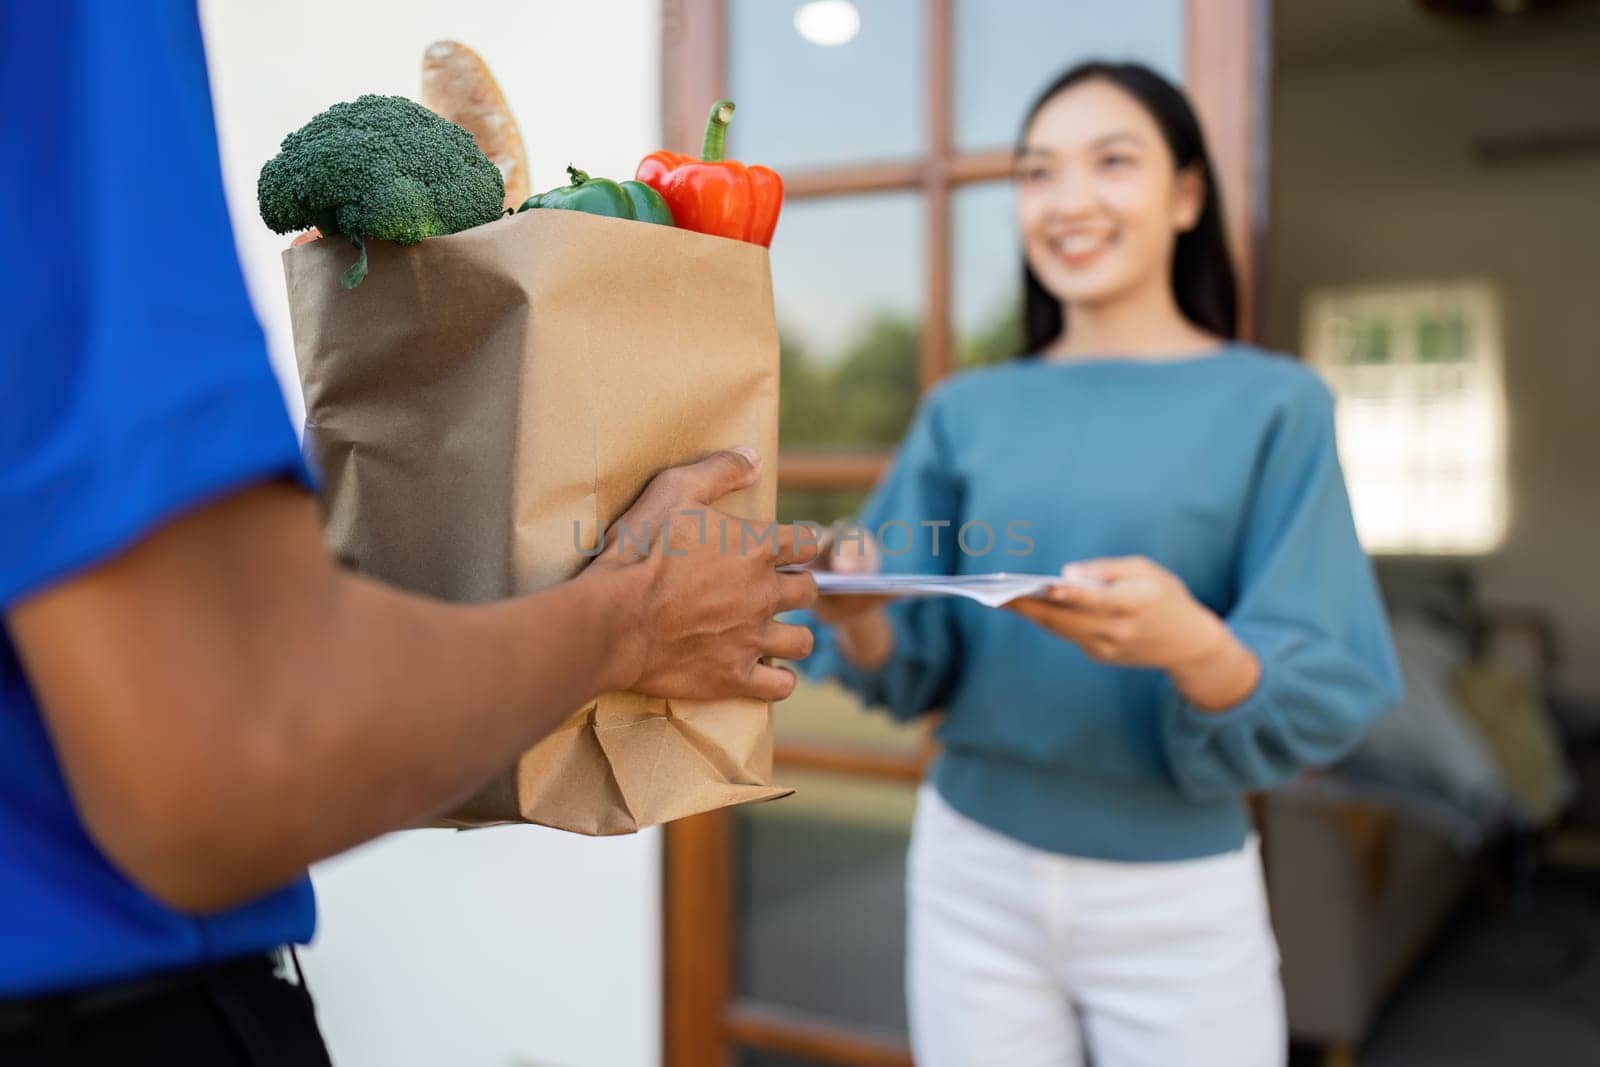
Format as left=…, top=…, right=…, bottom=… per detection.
left=8, top=453, right=816, bottom=913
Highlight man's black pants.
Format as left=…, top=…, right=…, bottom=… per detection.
left=0, top=954, right=334, bottom=1065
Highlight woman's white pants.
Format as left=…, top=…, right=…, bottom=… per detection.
left=907, top=784, right=1286, bottom=1067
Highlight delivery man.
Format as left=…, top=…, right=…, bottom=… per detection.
left=0, top=2, right=817, bottom=1063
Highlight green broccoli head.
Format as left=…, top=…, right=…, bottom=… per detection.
left=259, top=94, right=505, bottom=287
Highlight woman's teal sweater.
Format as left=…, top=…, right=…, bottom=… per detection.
left=798, top=346, right=1403, bottom=861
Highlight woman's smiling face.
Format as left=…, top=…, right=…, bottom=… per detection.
left=1015, top=78, right=1203, bottom=313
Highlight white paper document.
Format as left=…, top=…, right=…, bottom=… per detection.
left=803, top=571, right=1099, bottom=609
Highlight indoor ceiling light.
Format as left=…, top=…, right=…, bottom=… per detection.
left=794, top=0, right=861, bottom=47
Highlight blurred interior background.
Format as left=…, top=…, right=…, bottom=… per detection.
left=200, top=1, right=1600, bottom=1064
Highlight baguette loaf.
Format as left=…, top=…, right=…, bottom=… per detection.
left=420, top=40, right=530, bottom=210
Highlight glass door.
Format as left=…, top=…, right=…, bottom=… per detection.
left=661, top=2, right=1266, bottom=1062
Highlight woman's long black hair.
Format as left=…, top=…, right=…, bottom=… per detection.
left=1018, top=61, right=1238, bottom=355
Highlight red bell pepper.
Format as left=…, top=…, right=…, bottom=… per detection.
left=635, top=100, right=783, bottom=247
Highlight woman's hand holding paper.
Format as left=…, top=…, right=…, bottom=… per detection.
left=1006, top=556, right=1260, bottom=711
left=807, top=528, right=895, bottom=669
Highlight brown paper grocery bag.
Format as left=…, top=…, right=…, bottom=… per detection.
left=284, top=209, right=790, bottom=833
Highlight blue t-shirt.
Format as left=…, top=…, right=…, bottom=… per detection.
left=1, top=1, right=316, bottom=997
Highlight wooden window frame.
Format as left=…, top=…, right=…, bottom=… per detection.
left=662, top=0, right=1267, bottom=1062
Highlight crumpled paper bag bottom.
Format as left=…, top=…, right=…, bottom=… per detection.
left=438, top=694, right=793, bottom=833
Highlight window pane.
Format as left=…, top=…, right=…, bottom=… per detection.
left=953, top=0, right=1186, bottom=153
left=775, top=676, right=926, bottom=754
left=774, top=194, right=924, bottom=450
left=953, top=181, right=1024, bottom=367
left=728, top=0, right=923, bottom=171
left=777, top=487, right=871, bottom=526
left=1304, top=281, right=1508, bottom=555
left=734, top=771, right=915, bottom=1033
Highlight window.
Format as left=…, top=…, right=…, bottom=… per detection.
left=1304, top=281, right=1508, bottom=555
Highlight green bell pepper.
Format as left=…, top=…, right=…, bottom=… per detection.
left=518, top=165, right=676, bottom=227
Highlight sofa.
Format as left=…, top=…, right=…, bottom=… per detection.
left=1262, top=562, right=1568, bottom=1066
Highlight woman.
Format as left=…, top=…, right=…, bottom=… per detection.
left=804, top=62, right=1401, bottom=1066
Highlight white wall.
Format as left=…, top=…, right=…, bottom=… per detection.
left=1264, top=28, right=1600, bottom=698
left=198, top=4, right=663, bottom=1065
left=200, top=0, right=662, bottom=427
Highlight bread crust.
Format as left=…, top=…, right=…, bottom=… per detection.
left=420, top=40, right=530, bottom=210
